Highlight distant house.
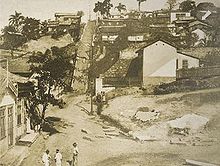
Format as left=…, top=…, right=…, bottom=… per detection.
left=170, top=11, right=191, bottom=23
left=0, top=67, right=30, bottom=158
left=47, top=13, right=81, bottom=34
left=102, top=39, right=199, bottom=87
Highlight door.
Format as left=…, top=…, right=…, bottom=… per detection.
left=8, top=107, right=13, bottom=147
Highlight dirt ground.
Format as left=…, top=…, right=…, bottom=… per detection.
left=21, top=89, right=220, bottom=166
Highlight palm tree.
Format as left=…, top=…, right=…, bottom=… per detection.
left=137, top=0, right=146, bottom=11
left=9, top=11, right=24, bottom=32
left=93, top=0, right=113, bottom=18
left=115, top=3, right=126, bottom=13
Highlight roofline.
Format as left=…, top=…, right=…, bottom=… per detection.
left=189, top=20, right=212, bottom=27
left=177, top=51, right=200, bottom=60
left=135, top=39, right=179, bottom=53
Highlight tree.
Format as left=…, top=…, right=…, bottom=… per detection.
left=167, top=0, right=177, bottom=11
left=137, top=0, right=146, bottom=12
left=9, top=11, right=25, bottom=32
left=1, top=25, right=26, bottom=50
left=27, top=46, right=76, bottom=127
left=22, top=17, right=41, bottom=40
left=77, top=11, right=84, bottom=17
left=179, top=0, right=196, bottom=12
left=115, top=3, right=126, bottom=13
left=93, top=0, right=113, bottom=18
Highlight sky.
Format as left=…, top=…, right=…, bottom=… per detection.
left=0, top=0, right=220, bottom=31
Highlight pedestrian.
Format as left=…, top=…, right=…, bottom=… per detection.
left=101, top=91, right=106, bottom=104
left=54, top=149, right=62, bottom=166
left=71, top=142, right=79, bottom=166
left=96, top=93, right=103, bottom=115
left=42, top=149, right=51, bottom=166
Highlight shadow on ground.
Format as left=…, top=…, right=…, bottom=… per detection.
left=92, top=153, right=184, bottom=166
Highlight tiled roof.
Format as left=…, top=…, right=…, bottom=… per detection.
left=0, top=67, right=27, bottom=102
left=0, top=57, right=30, bottom=73
left=103, top=59, right=133, bottom=77
left=188, top=20, right=212, bottom=28
left=179, top=47, right=220, bottom=59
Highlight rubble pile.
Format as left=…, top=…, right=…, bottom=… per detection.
left=167, top=114, right=209, bottom=135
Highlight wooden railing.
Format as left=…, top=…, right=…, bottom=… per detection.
left=176, top=66, right=220, bottom=80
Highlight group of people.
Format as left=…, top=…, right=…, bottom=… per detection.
left=42, top=142, right=78, bottom=166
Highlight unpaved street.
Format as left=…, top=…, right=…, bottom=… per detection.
left=21, top=93, right=220, bottom=166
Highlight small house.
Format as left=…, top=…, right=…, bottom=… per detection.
left=0, top=67, right=29, bottom=158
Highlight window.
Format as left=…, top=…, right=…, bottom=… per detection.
left=182, top=59, right=188, bottom=69
left=0, top=107, right=6, bottom=139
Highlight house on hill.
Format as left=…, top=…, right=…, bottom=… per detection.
left=101, top=39, right=199, bottom=87
left=0, top=67, right=31, bottom=158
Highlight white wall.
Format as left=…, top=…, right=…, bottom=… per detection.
left=143, top=41, right=177, bottom=77
left=177, top=53, right=199, bottom=69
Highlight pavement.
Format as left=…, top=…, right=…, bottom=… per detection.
left=0, top=145, right=28, bottom=166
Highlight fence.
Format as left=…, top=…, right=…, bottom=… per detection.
left=176, top=66, right=220, bottom=80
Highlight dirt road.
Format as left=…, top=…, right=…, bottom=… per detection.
left=21, top=93, right=220, bottom=166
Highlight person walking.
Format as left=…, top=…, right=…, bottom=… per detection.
left=71, top=142, right=79, bottom=166
left=42, top=149, right=51, bottom=166
left=54, top=149, right=62, bottom=166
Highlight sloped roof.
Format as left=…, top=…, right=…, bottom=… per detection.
left=188, top=20, right=212, bottom=28
left=0, top=67, right=27, bottom=102
left=103, top=59, right=133, bottom=77
left=0, top=57, right=30, bottom=73
left=179, top=47, right=220, bottom=59
left=135, top=38, right=179, bottom=53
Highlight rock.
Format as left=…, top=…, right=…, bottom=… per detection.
left=95, top=135, right=105, bottom=138
left=103, top=127, right=116, bottom=132
left=81, top=129, right=89, bottom=134
left=170, top=139, right=187, bottom=145
left=185, top=159, right=217, bottom=166
left=83, top=136, right=93, bottom=142
left=105, top=132, right=119, bottom=136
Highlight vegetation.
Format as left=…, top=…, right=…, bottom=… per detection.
left=93, top=0, right=113, bottom=18
left=166, top=0, right=177, bottom=11
left=115, top=3, right=126, bottom=13
left=27, top=46, right=77, bottom=128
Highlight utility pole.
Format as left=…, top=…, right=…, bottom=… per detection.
left=89, top=41, right=95, bottom=115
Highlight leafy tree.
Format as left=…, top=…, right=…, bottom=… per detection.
left=137, top=0, right=146, bottom=11
left=77, top=11, right=84, bottom=17
left=27, top=46, right=76, bottom=126
left=1, top=25, right=26, bottom=50
left=93, top=0, right=113, bottom=18
left=115, top=3, right=126, bottom=13
left=166, top=0, right=178, bottom=11
left=9, top=11, right=25, bottom=32
left=22, top=17, right=41, bottom=40
left=179, top=0, right=196, bottom=14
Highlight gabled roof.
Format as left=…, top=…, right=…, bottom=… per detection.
left=135, top=38, right=179, bottom=53
left=177, top=51, right=200, bottom=60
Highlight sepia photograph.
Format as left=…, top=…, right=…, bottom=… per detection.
left=0, top=0, right=220, bottom=165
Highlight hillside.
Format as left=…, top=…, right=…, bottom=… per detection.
left=19, top=34, right=73, bottom=53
